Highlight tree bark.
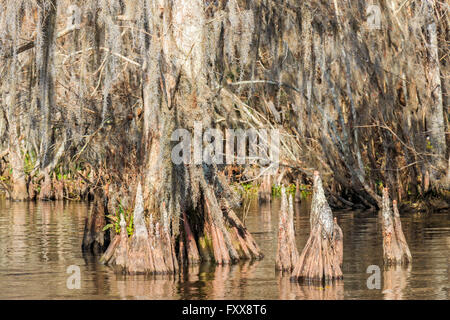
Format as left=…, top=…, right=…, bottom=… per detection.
left=99, top=0, right=263, bottom=274
left=381, top=187, right=412, bottom=265
left=291, top=171, right=343, bottom=283
left=36, top=0, right=57, bottom=171
left=4, top=57, right=28, bottom=200
left=82, top=189, right=110, bottom=254
left=276, top=186, right=299, bottom=271
left=424, top=0, right=447, bottom=185
left=258, top=174, right=272, bottom=203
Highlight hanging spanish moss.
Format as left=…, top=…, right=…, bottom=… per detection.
left=0, top=0, right=447, bottom=274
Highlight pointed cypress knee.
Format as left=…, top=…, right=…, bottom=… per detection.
left=276, top=186, right=299, bottom=271
left=291, top=171, right=343, bottom=283
left=381, top=188, right=412, bottom=265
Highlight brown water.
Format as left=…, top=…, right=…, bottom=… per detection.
left=0, top=198, right=448, bottom=300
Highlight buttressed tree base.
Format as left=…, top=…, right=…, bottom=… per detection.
left=291, top=171, right=343, bottom=283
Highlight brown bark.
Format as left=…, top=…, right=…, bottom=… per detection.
left=104, top=184, right=180, bottom=275
left=53, top=172, right=64, bottom=200
left=381, top=187, right=412, bottom=265
left=99, top=235, right=120, bottom=265
left=222, top=202, right=264, bottom=260
left=28, top=180, right=36, bottom=200
left=182, top=211, right=201, bottom=265
left=276, top=186, right=299, bottom=271
left=38, top=171, right=53, bottom=200
left=151, top=222, right=170, bottom=274
left=294, top=180, right=301, bottom=203
left=204, top=196, right=231, bottom=265
left=36, top=0, right=57, bottom=176
left=101, top=179, right=263, bottom=274
left=127, top=183, right=154, bottom=274
left=291, top=171, right=343, bottom=283
left=9, top=154, right=28, bottom=201
left=82, top=190, right=109, bottom=254
left=424, top=1, right=447, bottom=184
left=4, top=63, right=28, bottom=201
left=114, top=214, right=129, bottom=272
left=160, top=212, right=179, bottom=273
left=98, top=0, right=263, bottom=274
left=258, top=174, right=271, bottom=203
left=54, top=180, right=64, bottom=200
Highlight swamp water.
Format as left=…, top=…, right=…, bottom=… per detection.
left=0, top=198, right=448, bottom=299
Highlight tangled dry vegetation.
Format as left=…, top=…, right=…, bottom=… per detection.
left=0, top=0, right=448, bottom=273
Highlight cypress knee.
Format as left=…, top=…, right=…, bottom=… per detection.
left=381, top=187, right=412, bottom=265
left=276, top=186, right=299, bottom=271
left=291, top=171, right=343, bottom=283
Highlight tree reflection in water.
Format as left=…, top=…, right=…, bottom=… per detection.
left=382, top=265, right=411, bottom=300
left=279, top=275, right=344, bottom=300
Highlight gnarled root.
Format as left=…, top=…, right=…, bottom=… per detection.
left=276, top=186, right=299, bottom=272
left=10, top=176, right=28, bottom=201
left=181, top=211, right=201, bottom=265
left=102, top=184, right=178, bottom=275
left=38, top=171, right=54, bottom=200
left=381, top=188, right=412, bottom=265
left=101, top=180, right=263, bottom=274
left=53, top=172, right=64, bottom=200
left=82, top=189, right=110, bottom=254
left=196, top=182, right=263, bottom=264
left=221, top=200, right=264, bottom=261
left=291, top=171, right=343, bottom=283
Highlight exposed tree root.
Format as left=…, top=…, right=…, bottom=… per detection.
left=127, top=183, right=155, bottom=274
left=53, top=173, right=64, bottom=200
left=276, top=186, right=299, bottom=271
left=82, top=189, right=110, bottom=254
left=222, top=201, right=264, bottom=261
left=291, top=171, right=343, bottom=283
left=381, top=188, right=412, bottom=265
left=258, top=174, right=271, bottom=203
left=100, top=178, right=263, bottom=274
left=181, top=211, right=201, bottom=265
left=10, top=179, right=28, bottom=201
left=38, top=171, right=53, bottom=201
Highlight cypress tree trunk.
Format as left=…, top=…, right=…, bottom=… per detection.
left=424, top=1, right=447, bottom=187
left=2, top=4, right=29, bottom=201
left=5, top=82, right=28, bottom=201
left=33, top=0, right=57, bottom=200
left=99, top=0, right=263, bottom=274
